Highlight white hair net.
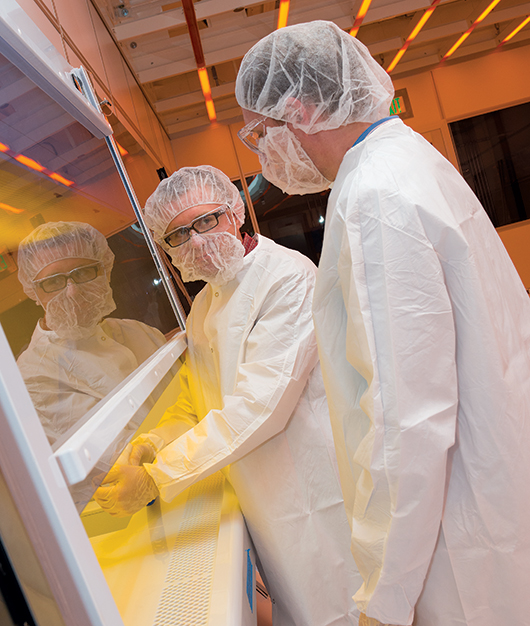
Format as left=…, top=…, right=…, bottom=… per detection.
left=18, top=222, right=115, bottom=301
left=235, top=20, right=394, bottom=134
left=143, top=166, right=246, bottom=241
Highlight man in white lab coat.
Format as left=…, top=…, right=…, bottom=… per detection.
left=234, top=20, right=530, bottom=626
left=95, top=165, right=361, bottom=626
left=17, top=221, right=165, bottom=444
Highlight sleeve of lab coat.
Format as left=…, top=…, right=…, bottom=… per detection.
left=144, top=361, right=200, bottom=450
left=144, top=265, right=319, bottom=500
left=339, top=177, right=459, bottom=625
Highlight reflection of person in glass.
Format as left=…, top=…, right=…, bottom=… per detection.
left=95, top=165, right=360, bottom=626
left=17, top=221, right=166, bottom=444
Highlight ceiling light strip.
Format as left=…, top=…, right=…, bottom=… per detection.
left=1, top=140, right=74, bottom=187
left=443, top=0, right=503, bottom=59
left=0, top=202, right=24, bottom=214
left=350, top=0, right=373, bottom=37
left=181, top=0, right=217, bottom=122
left=197, top=66, right=217, bottom=122
left=277, top=0, right=290, bottom=29
left=387, top=0, right=443, bottom=73
left=500, top=14, right=530, bottom=44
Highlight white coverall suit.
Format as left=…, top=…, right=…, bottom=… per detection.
left=144, top=235, right=361, bottom=626
left=313, top=116, right=530, bottom=625
left=17, top=318, right=165, bottom=443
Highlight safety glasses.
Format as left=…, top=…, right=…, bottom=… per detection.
left=33, top=263, right=101, bottom=294
left=162, top=205, right=230, bottom=248
left=237, top=117, right=267, bottom=155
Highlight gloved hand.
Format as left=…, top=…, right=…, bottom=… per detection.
left=94, top=464, right=159, bottom=517
left=359, top=613, right=399, bottom=626
left=128, top=440, right=157, bottom=465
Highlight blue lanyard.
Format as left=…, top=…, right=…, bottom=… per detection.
left=353, top=116, right=395, bottom=147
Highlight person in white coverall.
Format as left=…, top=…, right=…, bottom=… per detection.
left=17, top=222, right=165, bottom=444
left=94, top=165, right=361, bottom=626
left=235, top=20, right=530, bottom=626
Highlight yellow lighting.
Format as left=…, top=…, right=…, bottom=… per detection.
left=350, top=0, right=372, bottom=37
left=15, top=154, right=45, bottom=172
left=197, top=67, right=217, bottom=122
left=198, top=67, right=212, bottom=97
left=386, top=0, right=442, bottom=73
left=408, top=6, right=437, bottom=41
left=387, top=48, right=407, bottom=73
left=48, top=172, right=75, bottom=186
left=277, top=0, right=290, bottom=29
left=0, top=202, right=24, bottom=214
left=0, top=141, right=9, bottom=152
left=501, top=15, right=530, bottom=43
left=444, top=0, right=503, bottom=59
left=475, top=0, right=502, bottom=23
left=116, top=142, right=128, bottom=157
left=205, top=97, right=217, bottom=122
left=443, top=31, right=472, bottom=59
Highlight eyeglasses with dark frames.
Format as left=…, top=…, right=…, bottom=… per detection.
left=33, top=263, right=101, bottom=294
left=162, top=205, right=230, bottom=248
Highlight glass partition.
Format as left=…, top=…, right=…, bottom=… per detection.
left=450, top=101, right=530, bottom=228
left=0, top=48, right=184, bottom=488
left=0, top=6, right=258, bottom=626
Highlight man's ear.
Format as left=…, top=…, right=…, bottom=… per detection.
left=284, top=97, right=313, bottom=126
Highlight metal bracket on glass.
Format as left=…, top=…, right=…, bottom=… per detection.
left=53, top=332, right=187, bottom=486
left=71, top=66, right=187, bottom=330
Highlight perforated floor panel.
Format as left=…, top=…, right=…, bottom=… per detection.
left=152, top=473, right=225, bottom=626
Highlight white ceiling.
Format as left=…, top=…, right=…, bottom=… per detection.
left=92, top=0, right=530, bottom=138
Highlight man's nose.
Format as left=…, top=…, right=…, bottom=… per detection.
left=189, top=232, right=204, bottom=247
left=65, top=277, right=80, bottom=292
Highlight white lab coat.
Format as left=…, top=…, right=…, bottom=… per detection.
left=313, top=116, right=530, bottom=626
left=17, top=318, right=166, bottom=443
left=144, top=235, right=361, bottom=626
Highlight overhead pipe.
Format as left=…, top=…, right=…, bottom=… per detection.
left=181, top=0, right=217, bottom=121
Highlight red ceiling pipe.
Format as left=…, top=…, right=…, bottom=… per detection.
left=181, top=0, right=216, bottom=121
left=181, top=0, right=206, bottom=67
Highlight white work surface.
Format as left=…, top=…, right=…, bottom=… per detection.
left=85, top=473, right=256, bottom=626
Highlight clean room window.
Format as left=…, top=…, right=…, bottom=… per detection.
left=450, top=101, right=530, bottom=228
left=244, top=173, right=331, bottom=266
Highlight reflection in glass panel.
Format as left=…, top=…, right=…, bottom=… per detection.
left=0, top=50, right=180, bottom=471
left=450, top=101, right=530, bottom=228
left=246, top=174, right=330, bottom=265
left=59, top=346, right=184, bottom=512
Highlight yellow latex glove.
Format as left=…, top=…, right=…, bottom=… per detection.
left=359, top=613, right=400, bottom=626
left=127, top=440, right=157, bottom=466
left=94, top=464, right=159, bottom=517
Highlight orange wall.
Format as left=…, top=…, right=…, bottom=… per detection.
left=497, top=221, right=530, bottom=292
left=393, top=44, right=530, bottom=169
left=171, top=122, right=261, bottom=179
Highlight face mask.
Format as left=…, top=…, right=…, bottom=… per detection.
left=169, top=231, right=245, bottom=286
left=258, top=125, right=331, bottom=195
left=42, top=275, right=116, bottom=340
